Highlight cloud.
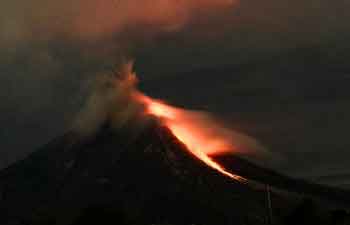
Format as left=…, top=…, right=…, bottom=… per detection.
left=0, top=0, right=238, bottom=45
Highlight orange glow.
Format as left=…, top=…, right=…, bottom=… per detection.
left=136, top=93, right=247, bottom=183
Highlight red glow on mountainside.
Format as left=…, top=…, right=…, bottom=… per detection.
left=136, top=93, right=246, bottom=182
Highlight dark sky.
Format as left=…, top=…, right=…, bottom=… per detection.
left=1, top=0, right=350, bottom=187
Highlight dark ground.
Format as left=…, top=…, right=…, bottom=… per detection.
left=0, top=119, right=350, bottom=225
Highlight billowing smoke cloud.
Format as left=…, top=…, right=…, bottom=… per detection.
left=73, top=61, right=147, bottom=136
left=0, top=0, right=241, bottom=168
left=73, top=0, right=237, bottom=39
left=2, top=0, right=350, bottom=47
left=0, top=0, right=238, bottom=46
left=74, top=61, right=267, bottom=160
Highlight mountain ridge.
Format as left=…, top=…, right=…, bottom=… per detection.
left=0, top=120, right=349, bottom=224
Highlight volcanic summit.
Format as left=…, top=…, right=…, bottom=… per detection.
left=1, top=64, right=350, bottom=225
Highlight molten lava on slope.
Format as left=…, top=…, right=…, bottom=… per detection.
left=136, top=93, right=247, bottom=182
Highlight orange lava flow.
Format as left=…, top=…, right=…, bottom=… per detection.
left=136, top=93, right=247, bottom=183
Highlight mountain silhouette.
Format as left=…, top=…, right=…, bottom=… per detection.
left=0, top=120, right=349, bottom=225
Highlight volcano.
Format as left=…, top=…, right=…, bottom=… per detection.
left=1, top=118, right=350, bottom=225
left=1, top=62, right=350, bottom=225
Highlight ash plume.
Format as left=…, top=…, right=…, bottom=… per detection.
left=73, top=61, right=147, bottom=137
left=74, top=61, right=267, bottom=159
left=0, top=0, right=238, bottom=46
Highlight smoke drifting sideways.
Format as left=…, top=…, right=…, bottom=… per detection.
left=0, top=0, right=240, bottom=129
left=74, top=62, right=267, bottom=159
left=0, top=0, right=238, bottom=46
left=1, top=0, right=272, bottom=166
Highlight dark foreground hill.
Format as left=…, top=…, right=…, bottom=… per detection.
left=0, top=120, right=349, bottom=225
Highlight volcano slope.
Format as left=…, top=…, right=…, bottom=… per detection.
left=0, top=120, right=349, bottom=225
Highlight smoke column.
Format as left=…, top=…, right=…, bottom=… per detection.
left=75, top=61, right=266, bottom=161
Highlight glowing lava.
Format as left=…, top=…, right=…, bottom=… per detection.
left=136, top=93, right=247, bottom=183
